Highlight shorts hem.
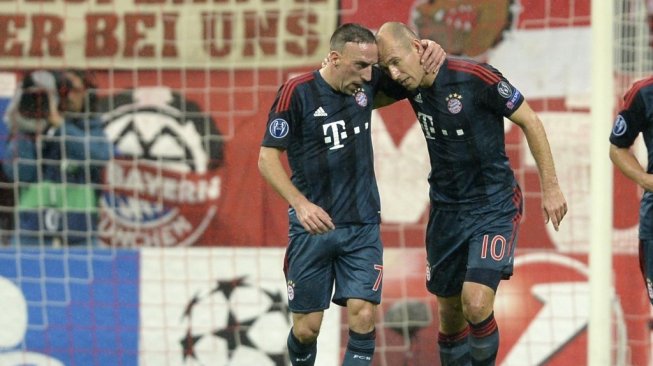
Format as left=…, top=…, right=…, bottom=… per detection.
left=288, top=306, right=330, bottom=314
left=333, top=296, right=380, bottom=307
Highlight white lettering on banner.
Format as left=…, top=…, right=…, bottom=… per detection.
left=106, top=162, right=221, bottom=204
left=44, top=208, right=61, bottom=232
left=99, top=213, right=194, bottom=247
left=0, top=0, right=337, bottom=69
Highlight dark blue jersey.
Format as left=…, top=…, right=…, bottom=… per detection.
left=610, top=76, right=653, bottom=239
left=398, top=57, right=524, bottom=209
left=262, top=68, right=403, bottom=225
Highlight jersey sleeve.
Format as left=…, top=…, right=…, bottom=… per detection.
left=610, top=88, right=647, bottom=148
left=478, top=64, right=525, bottom=117
left=261, top=83, right=298, bottom=149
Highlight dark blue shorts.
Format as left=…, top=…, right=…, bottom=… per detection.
left=283, top=223, right=383, bottom=313
left=639, top=239, right=653, bottom=305
left=425, top=187, right=523, bottom=297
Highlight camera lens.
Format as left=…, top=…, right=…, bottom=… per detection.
left=18, top=90, right=50, bottom=119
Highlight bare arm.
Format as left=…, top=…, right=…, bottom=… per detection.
left=258, top=146, right=334, bottom=234
left=510, top=101, right=568, bottom=231
left=610, top=144, right=653, bottom=191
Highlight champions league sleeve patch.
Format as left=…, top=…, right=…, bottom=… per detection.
left=612, top=115, right=627, bottom=136
left=505, top=89, right=521, bottom=110
left=269, top=118, right=289, bottom=138
left=497, top=81, right=513, bottom=98
left=497, top=81, right=522, bottom=111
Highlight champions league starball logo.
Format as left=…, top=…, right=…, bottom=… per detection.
left=180, top=277, right=290, bottom=365
left=98, top=87, right=224, bottom=247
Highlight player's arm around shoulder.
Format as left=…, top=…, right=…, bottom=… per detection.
left=372, top=90, right=399, bottom=109
left=510, top=101, right=568, bottom=231
left=258, top=146, right=335, bottom=235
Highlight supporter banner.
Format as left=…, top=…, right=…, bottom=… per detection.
left=97, top=87, right=224, bottom=247
left=80, top=0, right=637, bottom=252
left=0, top=248, right=647, bottom=365
left=0, top=0, right=337, bottom=69
left=379, top=250, right=650, bottom=366
left=0, top=0, right=650, bottom=364
left=138, top=247, right=340, bottom=366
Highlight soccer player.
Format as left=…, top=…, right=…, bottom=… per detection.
left=609, top=76, right=653, bottom=306
left=375, top=22, right=567, bottom=365
left=258, top=23, right=444, bottom=366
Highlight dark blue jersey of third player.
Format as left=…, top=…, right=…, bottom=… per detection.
left=610, top=75, right=653, bottom=239
left=262, top=68, right=403, bottom=226
left=397, top=57, right=525, bottom=209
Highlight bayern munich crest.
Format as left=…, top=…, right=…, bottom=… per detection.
left=446, top=93, right=463, bottom=114
left=354, top=88, right=368, bottom=107
left=98, top=87, right=224, bottom=247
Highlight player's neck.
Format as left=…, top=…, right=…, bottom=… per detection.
left=421, top=71, right=437, bottom=88
left=319, top=66, right=343, bottom=94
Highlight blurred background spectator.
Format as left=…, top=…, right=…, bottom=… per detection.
left=410, top=0, right=516, bottom=59
left=2, top=70, right=113, bottom=247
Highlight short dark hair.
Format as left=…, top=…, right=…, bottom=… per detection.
left=330, top=23, right=376, bottom=52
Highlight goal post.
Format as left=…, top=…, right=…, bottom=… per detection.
left=589, top=1, right=615, bottom=365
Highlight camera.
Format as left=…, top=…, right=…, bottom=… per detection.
left=16, top=70, right=71, bottom=120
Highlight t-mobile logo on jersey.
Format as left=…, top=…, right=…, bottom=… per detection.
left=323, top=120, right=370, bottom=149
left=323, top=120, right=347, bottom=150
left=417, top=112, right=436, bottom=139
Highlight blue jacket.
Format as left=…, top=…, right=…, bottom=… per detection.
left=3, top=116, right=112, bottom=245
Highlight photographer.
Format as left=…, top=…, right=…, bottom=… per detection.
left=2, top=70, right=113, bottom=247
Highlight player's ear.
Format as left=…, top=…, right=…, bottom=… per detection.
left=328, top=50, right=341, bottom=66
left=413, top=38, right=423, bottom=55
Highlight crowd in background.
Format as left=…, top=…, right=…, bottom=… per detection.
left=0, top=70, right=113, bottom=247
